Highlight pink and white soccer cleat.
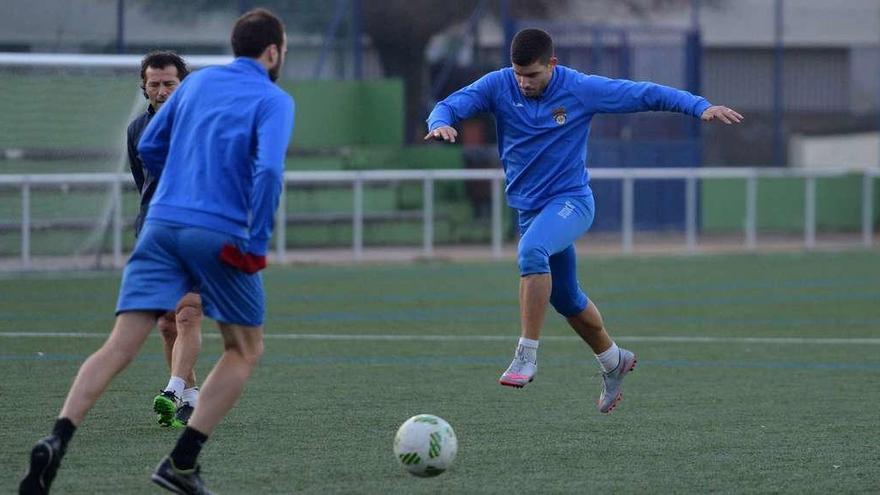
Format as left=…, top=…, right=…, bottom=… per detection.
left=499, top=351, right=537, bottom=388
left=597, top=348, right=637, bottom=413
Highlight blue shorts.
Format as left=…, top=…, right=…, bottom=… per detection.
left=116, top=221, right=265, bottom=326
left=516, top=195, right=595, bottom=317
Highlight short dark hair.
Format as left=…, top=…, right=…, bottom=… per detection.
left=231, top=8, right=285, bottom=58
left=510, top=28, right=554, bottom=66
left=140, top=50, right=189, bottom=83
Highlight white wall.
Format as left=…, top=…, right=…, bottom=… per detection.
left=789, top=132, right=880, bottom=169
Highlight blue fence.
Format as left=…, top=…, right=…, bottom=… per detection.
left=589, top=140, right=699, bottom=231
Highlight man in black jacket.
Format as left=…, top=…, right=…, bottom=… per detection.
left=127, top=50, right=202, bottom=429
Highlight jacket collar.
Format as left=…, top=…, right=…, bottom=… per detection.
left=232, top=57, right=270, bottom=79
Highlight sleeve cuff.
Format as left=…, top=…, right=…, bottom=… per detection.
left=694, top=99, right=712, bottom=119
left=247, top=237, right=269, bottom=256
left=427, top=121, right=451, bottom=132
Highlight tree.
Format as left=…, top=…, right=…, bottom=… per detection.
left=360, top=1, right=565, bottom=141
left=135, top=0, right=562, bottom=142
left=359, top=1, right=476, bottom=141
left=135, top=0, right=721, bottom=141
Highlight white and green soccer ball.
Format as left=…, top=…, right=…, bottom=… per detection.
left=393, top=414, right=457, bottom=477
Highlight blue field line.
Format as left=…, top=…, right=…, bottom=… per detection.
left=590, top=275, right=880, bottom=296
left=257, top=291, right=880, bottom=324
left=2, top=353, right=879, bottom=371
left=3, top=271, right=879, bottom=306
left=270, top=291, right=880, bottom=322
left=2, top=332, right=879, bottom=345
left=608, top=315, right=880, bottom=326
left=3, top=313, right=880, bottom=331
left=260, top=276, right=880, bottom=304
left=601, top=291, right=880, bottom=309
left=0, top=265, right=876, bottom=303
left=12, top=291, right=880, bottom=328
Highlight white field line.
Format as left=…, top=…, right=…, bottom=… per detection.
left=0, top=332, right=878, bottom=345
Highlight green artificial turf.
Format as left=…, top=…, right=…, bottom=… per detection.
left=1, top=251, right=878, bottom=493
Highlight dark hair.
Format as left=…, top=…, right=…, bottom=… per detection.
left=140, top=50, right=189, bottom=84
left=510, top=28, right=554, bottom=66
left=231, top=8, right=285, bottom=58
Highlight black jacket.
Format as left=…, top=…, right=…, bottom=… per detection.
left=126, top=106, right=157, bottom=237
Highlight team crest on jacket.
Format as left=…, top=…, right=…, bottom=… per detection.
left=552, top=106, right=567, bottom=125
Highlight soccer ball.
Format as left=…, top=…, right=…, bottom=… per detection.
left=393, top=414, right=458, bottom=477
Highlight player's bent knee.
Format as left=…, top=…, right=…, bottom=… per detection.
left=550, top=292, right=588, bottom=318
left=550, top=298, right=585, bottom=318
left=176, top=306, right=203, bottom=329
left=158, top=326, right=177, bottom=341
left=248, top=341, right=265, bottom=363
left=517, top=244, right=550, bottom=275
left=231, top=341, right=263, bottom=368
left=239, top=337, right=264, bottom=360
left=221, top=327, right=264, bottom=365
left=156, top=313, right=177, bottom=341
left=175, top=293, right=203, bottom=328
left=176, top=293, right=202, bottom=312
left=99, top=340, right=140, bottom=366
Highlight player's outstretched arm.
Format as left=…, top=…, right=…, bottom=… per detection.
left=424, top=126, right=458, bottom=143
left=424, top=71, right=499, bottom=144
left=700, top=105, right=744, bottom=124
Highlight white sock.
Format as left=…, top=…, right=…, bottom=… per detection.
left=595, top=342, right=620, bottom=373
left=164, top=376, right=186, bottom=399
left=181, top=387, right=199, bottom=408
left=517, top=337, right=539, bottom=364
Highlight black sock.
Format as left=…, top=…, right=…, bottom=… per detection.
left=170, top=427, right=208, bottom=471
left=52, top=417, right=76, bottom=451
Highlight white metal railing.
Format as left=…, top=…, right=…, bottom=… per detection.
left=0, top=52, right=233, bottom=69
left=0, top=167, right=877, bottom=270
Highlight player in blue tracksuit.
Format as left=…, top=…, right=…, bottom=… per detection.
left=426, top=28, right=742, bottom=414
left=21, top=9, right=294, bottom=495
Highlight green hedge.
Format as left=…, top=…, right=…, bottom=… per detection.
left=701, top=175, right=880, bottom=232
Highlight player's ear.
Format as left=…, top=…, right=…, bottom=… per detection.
left=141, top=83, right=148, bottom=100
left=265, top=44, right=280, bottom=65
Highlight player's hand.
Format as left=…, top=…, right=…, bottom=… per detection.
left=701, top=106, right=743, bottom=124
left=219, top=244, right=267, bottom=274
left=424, top=126, right=458, bottom=143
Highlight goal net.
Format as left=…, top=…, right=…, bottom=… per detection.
left=0, top=53, right=229, bottom=270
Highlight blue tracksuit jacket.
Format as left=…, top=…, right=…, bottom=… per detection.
left=138, top=57, right=295, bottom=255
left=427, top=65, right=710, bottom=210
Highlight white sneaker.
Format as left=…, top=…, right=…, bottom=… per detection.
left=498, top=348, right=537, bottom=388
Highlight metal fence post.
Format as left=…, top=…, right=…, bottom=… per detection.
left=772, top=0, right=785, bottom=166
left=350, top=0, right=363, bottom=79
left=745, top=174, right=758, bottom=249
left=116, top=0, right=126, bottom=54
left=275, top=180, right=287, bottom=263
left=491, top=177, right=502, bottom=259
left=112, top=177, right=122, bottom=268
left=423, top=176, right=434, bottom=258
left=622, top=176, right=634, bottom=254
left=862, top=171, right=874, bottom=247
left=353, top=177, right=363, bottom=261
left=21, top=180, right=30, bottom=270
left=685, top=175, right=698, bottom=252
left=804, top=175, right=816, bottom=249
